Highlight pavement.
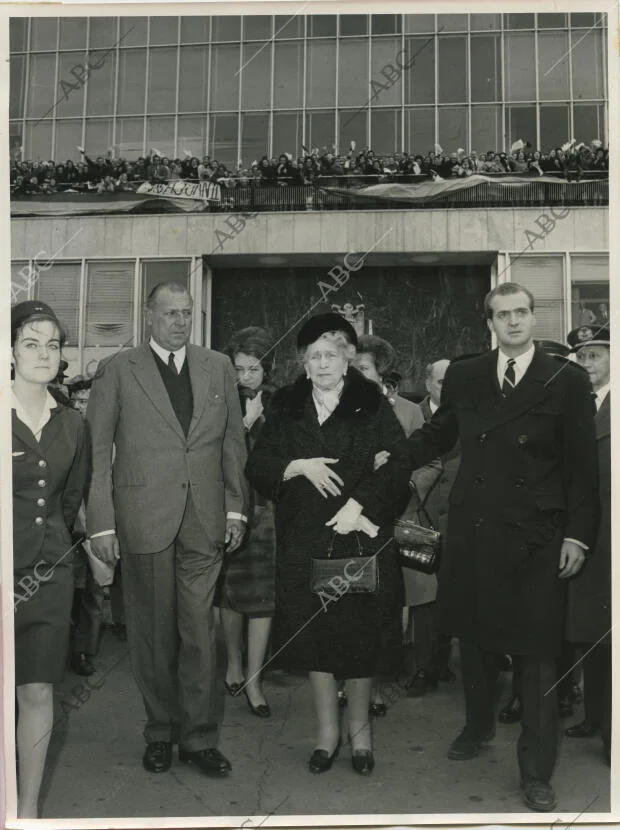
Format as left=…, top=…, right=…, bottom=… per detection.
left=37, top=624, right=610, bottom=823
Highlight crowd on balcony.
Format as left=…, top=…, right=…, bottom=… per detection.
left=9, top=138, right=609, bottom=196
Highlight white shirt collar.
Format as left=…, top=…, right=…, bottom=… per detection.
left=429, top=399, right=439, bottom=414
left=497, top=343, right=535, bottom=386
left=595, top=383, right=610, bottom=409
left=11, top=386, right=58, bottom=442
left=149, top=336, right=186, bottom=371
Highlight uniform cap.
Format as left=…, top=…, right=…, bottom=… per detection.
left=567, top=325, right=610, bottom=352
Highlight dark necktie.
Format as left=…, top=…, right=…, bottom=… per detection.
left=168, top=352, right=178, bottom=375
left=501, top=358, right=516, bottom=397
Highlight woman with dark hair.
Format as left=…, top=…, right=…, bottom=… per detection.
left=246, top=313, right=411, bottom=775
left=11, top=300, right=89, bottom=817
left=216, top=327, right=277, bottom=717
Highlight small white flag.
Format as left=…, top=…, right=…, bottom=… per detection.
left=183, top=149, right=193, bottom=158
left=591, top=138, right=602, bottom=148
left=150, top=147, right=163, bottom=157
left=434, top=143, right=443, bottom=154
left=510, top=139, right=525, bottom=152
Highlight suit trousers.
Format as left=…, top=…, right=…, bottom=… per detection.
left=72, top=547, right=105, bottom=656
left=121, top=491, right=225, bottom=749
left=582, top=642, right=611, bottom=748
left=459, top=639, right=558, bottom=783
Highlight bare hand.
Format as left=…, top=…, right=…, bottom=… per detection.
left=374, top=450, right=390, bottom=471
left=301, top=458, right=344, bottom=498
left=558, top=540, right=586, bottom=579
left=90, top=533, right=119, bottom=566
left=225, top=519, right=246, bottom=553
left=326, top=499, right=363, bottom=534
left=243, top=391, right=264, bottom=430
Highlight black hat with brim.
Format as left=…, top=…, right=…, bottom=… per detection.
left=297, top=312, right=358, bottom=351
left=11, top=300, right=61, bottom=332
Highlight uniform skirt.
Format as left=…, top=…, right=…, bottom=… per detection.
left=14, top=553, right=74, bottom=685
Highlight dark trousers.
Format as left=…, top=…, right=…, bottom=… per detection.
left=122, top=493, right=224, bottom=750
left=72, top=546, right=105, bottom=656
left=582, top=642, right=611, bottom=748
left=110, top=561, right=125, bottom=625
left=412, top=601, right=452, bottom=673
left=459, top=639, right=558, bottom=783
left=511, top=641, right=580, bottom=699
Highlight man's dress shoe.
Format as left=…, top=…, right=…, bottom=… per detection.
left=521, top=780, right=557, bottom=812
left=71, top=652, right=96, bottom=676
left=498, top=695, right=522, bottom=724
left=565, top=719, right=600, bottom=738
left=143, top=742, right=173, bottom=773
left=179, top=748, right=232, bottom=776
left=406, top=669, right=438, bottom=697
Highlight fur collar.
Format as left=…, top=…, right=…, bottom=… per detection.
left=271, top=366, right=383, bottom=420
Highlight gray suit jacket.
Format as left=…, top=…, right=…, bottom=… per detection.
left=86, top=343, right=248, bottom=554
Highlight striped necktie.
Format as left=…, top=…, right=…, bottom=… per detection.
left=501, top=358, right=516, bottom=397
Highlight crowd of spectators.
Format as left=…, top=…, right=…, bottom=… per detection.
left=10, top=139, right=609, bottom=196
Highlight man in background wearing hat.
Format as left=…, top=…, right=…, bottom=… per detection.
left=564, top=325, right=611, bottom=766
left=86, top=282, right=248, bottom=778
left=385, top=282, right=599, bottom=812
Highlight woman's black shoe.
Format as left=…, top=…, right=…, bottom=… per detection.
left=351, top=750, right=375, bottom=775
left=337, top=688, right=348, bottom=708
left=224, top=679, right=245, bottom=697
left=243, top=688, right=271, bottom=718
left=308, top=739, right=342, bottom=773
left=369, top=701, right=387, bottom=717
left=498, top=695, right=523, bottom=724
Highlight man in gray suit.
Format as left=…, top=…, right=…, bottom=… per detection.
left=86, top=282, right=248, bottom=776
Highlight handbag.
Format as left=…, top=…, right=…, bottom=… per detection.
left=310, top=532, right=378, bottom=596
left=394, top=477, right=442, bottom=575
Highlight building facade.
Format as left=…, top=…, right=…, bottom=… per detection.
left=9, top=13, right=609, bottom=394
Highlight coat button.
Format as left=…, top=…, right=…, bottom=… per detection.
left=34, top=516, right=44, bottom=526
left=514, top=477, right=525, bottom=487
left=37, top=479, right=46, bottom=488
left=474, top=475, right=486, bottom=485
left=38, top=459, right=47, bottom=468
left=37, top=498, right=46, bottom=507
left=478, top=433, right=488, bottom=443
left=518, top=434, right=528, bottom=446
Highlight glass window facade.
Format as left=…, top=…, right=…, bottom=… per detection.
left=10, top=13, right=608, bottom=160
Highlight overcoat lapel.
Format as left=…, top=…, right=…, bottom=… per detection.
left=596, top=393, right=610, bottom=440
left=471, top=349, right=556, bottom=434
left=129, top=344, right=185, bottom=439
left=187, top=345, right=212, bottom=438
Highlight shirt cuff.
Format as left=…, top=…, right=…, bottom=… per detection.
left=227, top=512, right=247, bottom=523
left=89, top=529, right=115, bottom=539
left=564, top=537, right=589, bottom=551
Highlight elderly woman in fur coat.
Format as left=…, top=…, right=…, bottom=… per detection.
left=246, top=313, right=411, bottom=777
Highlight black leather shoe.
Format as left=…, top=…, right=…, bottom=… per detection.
left=565, top=719, right=600, bottom=738
left=243, top=689, right=271, bottom=718
left=558, top=695, right=574, bottom=718
left=179, top=748, right=231, bottom=776
left=447, top=727, right=491, bottom=761
left=143, top=741, right=173, bottom=773
left=406, top=669, right=438, bottom=697
left=337, top=688, right=347, bottom=708
left=498, top=695, right=522, bottom=724
left=521, top=780, right=557, bottom=812
left=308, top=740, right=341, bottom=774
left=369, top=702, right=387, bottom=717
left=71, top=652, right=96, bottom=676
left=352, top=750, right=375, bottom=775
left=224, top=679, right=245, bottom=697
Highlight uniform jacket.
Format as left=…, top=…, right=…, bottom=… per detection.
left=86, top=343, right=248, bottom=554
left=398, top=347, right=599, bottom=656
left=12, top=403, right=89, bottom=571
left=566, top=391, right=611, bottom=644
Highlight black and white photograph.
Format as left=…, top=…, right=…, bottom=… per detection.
left=1, top=1, right=617, bottom=826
